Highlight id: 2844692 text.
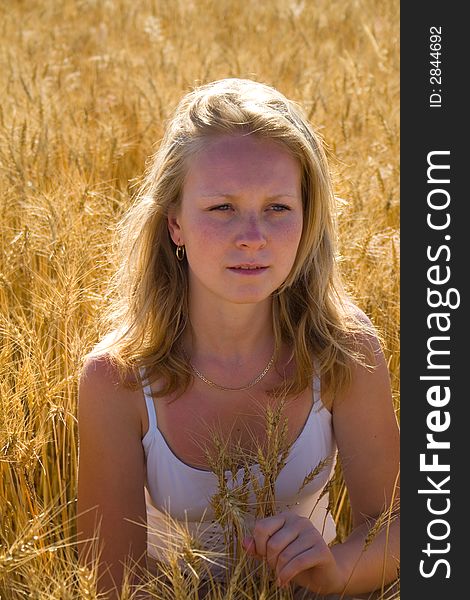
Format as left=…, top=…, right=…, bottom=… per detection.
left=429, top=26, right=442, bottom=108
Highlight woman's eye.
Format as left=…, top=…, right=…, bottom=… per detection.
left=210, top=204, right=232, bottom=211
left=208, top=203, right=290, bottom=212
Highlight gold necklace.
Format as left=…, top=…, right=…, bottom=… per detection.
left=183, top=348, right=276, bottom=392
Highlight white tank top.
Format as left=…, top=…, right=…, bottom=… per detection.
left=140, top=368, right=338, bottom=578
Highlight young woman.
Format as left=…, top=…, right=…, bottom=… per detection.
left=77, top=78, right=400, bottom=599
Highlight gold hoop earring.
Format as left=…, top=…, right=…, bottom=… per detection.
left=176, top=244, right=185, bottom=261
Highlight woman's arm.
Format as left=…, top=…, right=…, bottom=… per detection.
left=77, top=356, right=148, bottom=599
left=244, top=329, right=400, bottom=596
left=329, top=331, right=400, bottom=594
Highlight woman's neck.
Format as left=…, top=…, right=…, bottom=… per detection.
left=185, top=295, right=274, bottom=367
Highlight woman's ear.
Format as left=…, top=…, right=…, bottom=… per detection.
left=167, top=208, right=183, bottom=246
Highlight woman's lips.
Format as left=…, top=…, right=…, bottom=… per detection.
left=227, top=265, right=269, bottom=274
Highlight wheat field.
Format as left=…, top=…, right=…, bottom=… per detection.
left=0, top=0, right=399, bottom=598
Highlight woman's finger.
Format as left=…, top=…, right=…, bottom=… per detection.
left=272, top=530, right=318, bottom=575
left=264, top=526, right=301, bottom=570
left=250, top=513, right=287, bottom=557
left=277, top=542, right=332, bottom=588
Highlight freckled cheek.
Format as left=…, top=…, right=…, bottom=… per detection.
left=270, top=219, right=303, bottom=248
left=183, top=221, right=228, bottom=255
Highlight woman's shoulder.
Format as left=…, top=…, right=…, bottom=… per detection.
left=78, top=331, right=142, bottom=418
left=333, top=305, right=390, bottom=402
left=343, top=302, right=382, bottom=354
left=81, top=353, right=139, bottom=387
left=80, top=329, right=141, bottom=389
left=78, top=352, right=143, bottom=438
left=343, top=300, right=373, bottom=328
left=79, top=352, right=120, bottom=388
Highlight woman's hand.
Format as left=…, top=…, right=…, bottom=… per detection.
left=242, top=512, right=346, bottom=594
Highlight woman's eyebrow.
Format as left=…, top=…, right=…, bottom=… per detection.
left=198, top=193, right=236, bottom=200
left=198, top=192, right=299, bottom=200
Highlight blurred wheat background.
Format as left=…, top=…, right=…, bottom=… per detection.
left=0, top=0, right=399, bottom=598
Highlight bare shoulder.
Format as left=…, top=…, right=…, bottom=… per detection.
left=80, top=353, right=117, bottom=385
left=321, top=305, right=383, bottom=410
left=332, top=309, right=399, bottom=520
left=338, top=308, right=389, bottom=408
left=349, top=303, right=382, bottom=352
left=78, top=354, right=142, bottom=433
left=80, top=350, right=140, bottom=386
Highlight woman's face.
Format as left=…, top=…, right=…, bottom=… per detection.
left=168, top=134, right=303, bottom=307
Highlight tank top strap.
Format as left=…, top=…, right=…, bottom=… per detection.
left=312, top=358, right=321, bottom=406
left=139, top=366, right=158, bottom=433
left=313, top=373, right=321, bottom=405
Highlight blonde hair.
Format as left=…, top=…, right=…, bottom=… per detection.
left=90, top=78, right=376, bottom=400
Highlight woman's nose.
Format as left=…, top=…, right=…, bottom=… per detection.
left=235, top=214, right=267, bottom=249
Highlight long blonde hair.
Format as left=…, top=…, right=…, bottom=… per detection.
left=89, top=78, right=376, bottom=400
